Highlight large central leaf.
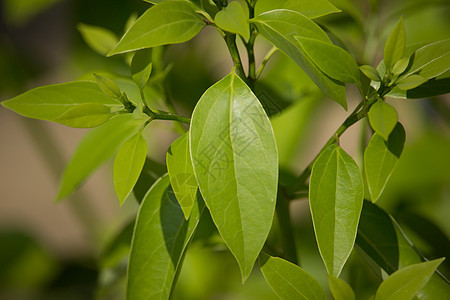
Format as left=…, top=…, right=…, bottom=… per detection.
left=190, top=72, right=278, bottom=282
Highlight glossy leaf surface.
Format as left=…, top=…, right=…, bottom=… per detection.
left=375, top=259, right=444, bottom=300
left=214, top=1, right=249, bottom=40
left=77, top=23, right=118, bottom=56
left=368, top=100, right=398, bottom=140
left=127, top=174, right=204, bottom=300
left=364, top=123, right=405, bottom=202
left=295, top=36, right=360, bottom=84
left=108, top=1, right=205, bottom=55
left=54, top=103, right=113, bottom=128
left=113, top=132, right=147, bottom=205
left=166, top=132, right=197, bottom=219
left=383, top=17, right=405, bottom=70
left=251, top=9, right=347, bottom=109
left=328, top=275, right=355, bottom=300
left=309, top=144, right=364, bottom=277
left=406, top=39, right=450, bottom=79
left=57, top=114, right=147, bottom=200
left=2, top=81, right=122, bottom=123
left=255, top=0, right=340, bottom=19
left=190, top=72, right=278, bottom=282
left=396, top=74, right=427, bottom=90
left=259, top=253, right=326, bottom=300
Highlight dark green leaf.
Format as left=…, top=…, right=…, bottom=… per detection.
left=309, top=144, right=364, bottom=277
left=108, top=1, right=205, bottom=56
left=1, top=81, right=122, bottom=123
left=406, top=77, right=450, bottom=99
left=384, top=17, right=406, bottom=71
left=368, top=100, right=398, bottom=140
left=113, top=132, right=147, bottom=205
left=131, top=49, right=153, bottom=90
left=166, top=132, right=198, bottom=219
left=255, top=0, right=340, bottom=19
left=364, top=123, right=406, bottom=202
left=57, top=114, right=148, bottom=200
left=190, top=72, right=278, bottom=282
left=259, top=253, right=326, bottom=300
left=295, top=36, right=360, bottom=84
left=214, top=1, right=249, bottom=40
left=54, top=103, right=113, bottom=128
left=328, top=275, right=356, bottom=300
left=77, top=23, right=119, bottom=56
left=250, top=10, right=346, bottom=109
left=133, top=157, right=167, bottom=203
left=127, top=174, right=204, bottom=300
left=375, top=258, right=444, bottom=300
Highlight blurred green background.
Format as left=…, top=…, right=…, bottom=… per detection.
left=0, top=0, right=449, bottom=299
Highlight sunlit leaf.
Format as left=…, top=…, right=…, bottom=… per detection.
left=108, top=1, right=205, bottom=56
left=259, top=253, right=326, bottom=300
left=127, top=174, right=204, bottom=299
left=55, top=103, right=113, bottom=128
left=396, top=74, right=427, bottom=90
left=190, top=71, right=278, bottom=282
left=328, top=275, right=355, bottom=300
left=309, top=144, right=364, bottom=277
left=77, top=23, right=119, bottom=56
left=94, top=74, right=122, bottom=99
left=384, top=17, right=405, bottom=71
left=359, top=65, right=381, bottom=82
left=368, top=100, right=398, bottom=140
left=214, top=1, right=249, bottom=40
left=255, top=0, right=340, bottom=19
left=406, top=39, right=450, bottom=79
left=131, top=49, right=153, bottom=90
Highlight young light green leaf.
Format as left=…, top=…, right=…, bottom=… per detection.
left=131, top=49, right=153, bottom=90
left=396, top=74, right=427, bottom=90
left=55, top=103, right=113, bottom=128
left=309, top=144, right=364, bottom=277
left=406, top=39, right=450, bottom=79
left=328, top=275, right=355, bottom=300
left=124, top=12, right=138, bottom=32
left=94, top=74, right=122, bottom=99
left=113, top=132, right=147, bottom=205
left=128, top=174, right=205, bottom=300
left=295, top=36, right=360, bottom=84
left=391, top=57, right=410, bottom=76
left=166, top=132, right=198, bottom=219
left=1, top=81, right=122, bottom=123
left=255, top=0, right=340, bottom=19
left=364, top=123, right=406, bottom=202
left=250, top=10, right=347, bottom=109
left=108, top=1, right=205, bottom=56
left=214, top=1, right=250, bottom=41
left=359, top=65, right=381, bottom=81
left=384, top=16, right=405, bottom=71
left=190, top=72, right=278, bottom=282
left=368, top=100, right=398, bottom=140
left=57, top=114, right=148, bottom=200
left=77, top=23, right=119, bottom=56
left=375, top=258, right=444, bottom=300
left=259, top=253, right=326, bottom=300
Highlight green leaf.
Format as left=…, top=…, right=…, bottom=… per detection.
left=359, top=65, right=381, bottom=82
left=294, top=36, right=360, bottom=84
left=259, top=253, right=326, bottom=300
left=190, top=72, right=278, bottom=282
left=396, top=74, right=427, bottom=90
left=108, top=1, right=205, bottom=56
left=77, top=23, right=119, bottom=56
left=94, top=74, right=122, bottom=99
left=166, top=132, right=198, bottom=219
left=255, top=0, right=340, bottom=19
left=131, top=49, right=153, bottom=90
left=309, top=144, right=364, bottom=277
left=113, top=132, right=147, bottom=205
left=57, top=114, right=148, bottom=200
left=375, top=258, right=444, bottom=300
left=133, top=157, right=167, bottom=203
left=391, top=57, right=410, bottom=76
left=383, top=16, right=406, bottom=71
left=405, top=77, right=450, bottom=99
left=214, top=1, right=249, bottom=40
left=364, top=123, right=405, bottom=202
left=55, top=103, right=113, bottom=128
left=250, top=10, right=347, bottom=109
left=1, top=81, right=122, bottom=124
left=127, top=174, right=204, bottom=300
left=368, top=100, right=398, bottom=140
left=406, top=39, right=450, bottom=79
left=328, top=275, right=355, bottom=300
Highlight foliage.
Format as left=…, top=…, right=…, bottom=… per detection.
left=1, top=0, right=449, bottom=299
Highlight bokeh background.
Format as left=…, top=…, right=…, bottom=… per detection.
left=0, top=0, right=449, bottom=299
